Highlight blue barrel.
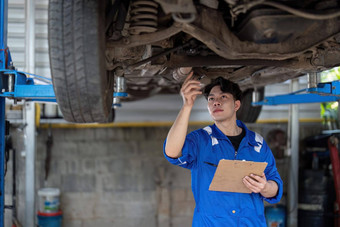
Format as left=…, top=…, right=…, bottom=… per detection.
left=37, top=211, right=62, bottom=227
left=265, top=205, right=286, bottom=227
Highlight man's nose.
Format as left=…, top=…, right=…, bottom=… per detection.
left=213, top=100, right=221, bottom=106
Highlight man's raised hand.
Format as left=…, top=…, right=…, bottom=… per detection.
left=180, top=72, right=203, bottom=107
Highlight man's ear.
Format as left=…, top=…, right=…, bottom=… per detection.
left=235, top=100, right=241, bottom=111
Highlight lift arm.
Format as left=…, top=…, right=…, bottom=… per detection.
left=0, top=70, right=55, bottom=102
left=253, top=80, right=340, bottom=106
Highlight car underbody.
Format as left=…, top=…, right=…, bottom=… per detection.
left=48, top=0, right=340, bottom=122
left=105, top=0, right=340, bottom=96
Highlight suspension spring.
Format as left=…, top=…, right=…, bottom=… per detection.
left=129, top=0, right=158, bottom=35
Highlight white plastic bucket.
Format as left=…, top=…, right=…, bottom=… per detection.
left=38, top=188, right=60, bottom=213
left=43, top=103, right=58, bottom=118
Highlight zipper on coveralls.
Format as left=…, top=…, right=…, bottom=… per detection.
left=234, top=141, right=245, bottom=159
left=234, top=138, right=244, bottom=159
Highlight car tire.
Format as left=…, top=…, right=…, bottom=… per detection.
left=237, top=87, right=264, bottom=123
left=48, top=0, right=114, bottom=123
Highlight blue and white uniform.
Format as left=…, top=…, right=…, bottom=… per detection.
left=164, top=120, right=283, bottom=227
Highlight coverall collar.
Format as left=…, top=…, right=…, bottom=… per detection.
left=210, top=120, right=259, bottom=147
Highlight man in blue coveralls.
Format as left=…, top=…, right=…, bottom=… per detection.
left=163, top=73, right=283, bottom=226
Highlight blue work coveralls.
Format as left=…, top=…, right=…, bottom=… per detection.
left=164, top=120, right=283, bottom=227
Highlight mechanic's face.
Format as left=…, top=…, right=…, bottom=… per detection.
left=207, top=86, right=241, bottom=122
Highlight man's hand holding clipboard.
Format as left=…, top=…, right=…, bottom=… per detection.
left=209, top=160, right=268, bottom=193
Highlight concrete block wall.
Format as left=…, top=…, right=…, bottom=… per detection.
left=4, top=122, right=325, bottom=227
left=33, top=127, right=192, bottom=227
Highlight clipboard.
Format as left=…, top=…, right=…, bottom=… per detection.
left=209, top=159, right=268, bottom=193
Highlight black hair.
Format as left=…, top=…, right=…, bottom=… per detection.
left=203, top=77, right=242, bottom=101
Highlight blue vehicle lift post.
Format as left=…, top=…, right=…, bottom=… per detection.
left=0, top=0, right=8, bottom=225
left=0, top=1, right=55, bottom=226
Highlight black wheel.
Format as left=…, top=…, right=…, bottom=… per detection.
left=48, top=0, right=114, bottom=123
left=237, top=87, right=264, bottom=123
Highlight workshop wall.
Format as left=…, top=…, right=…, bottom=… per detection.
left=34, top=126, right=193, bottom=227
left=4, top=122, right=324, bottom=227
left=6, top=126, right=198, bottom=227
